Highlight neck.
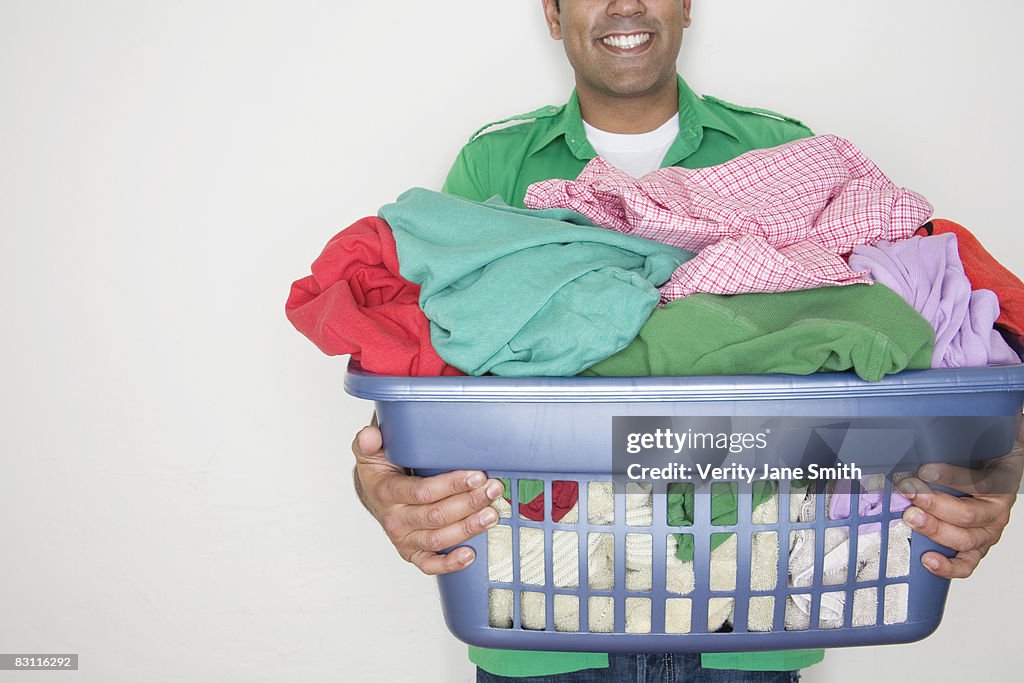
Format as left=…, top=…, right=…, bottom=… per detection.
left=576, top=78, right=679, bottom=134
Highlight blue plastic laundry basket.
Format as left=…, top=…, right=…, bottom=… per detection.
left=344, top=363, right=1024, bottom=652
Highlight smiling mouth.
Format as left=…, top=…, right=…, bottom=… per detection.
left=600, top=32, right=653, bottom=51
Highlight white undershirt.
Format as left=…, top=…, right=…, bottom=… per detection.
left=582, top=114, right=679, bottom=178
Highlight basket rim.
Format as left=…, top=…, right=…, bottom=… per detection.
left=344, top=361, right=1024, bottom=403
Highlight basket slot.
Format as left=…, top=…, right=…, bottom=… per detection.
left=521, top=591, right=545, bottom=630
left=790, top=480, right=815, bottom=523
left=748, top=595, right=775, bottom=632
left=852, top=587, right=877, bottom=626
left=488, top=588, right=513, bottom=628
left=625, top=482, right=654, bottom=527
left=552, top=530, right=579, bottom=588
left=753, top=486, right=780, bottom=525
left=625, top=533, right=653, bottom=592
left=862, top=474, right=886, bottom=518
left=517, top=478, right=544, bottom=522
left=884, top=583, right=910, bottom=624
left=785, top=593, right=812, bottom=631
left=588, top=481, right=614, bottom=526
left=856, top=523, right=879, bottom=582
left=588, top=596, right=614, bottom=633
left=553, top=479, right=578, bottom=525
left=587, top=532, right=614, bottom=590
left=750, top=531, right=779, bottom=593
left=626, top=597, right=652, bottom=634
left=822, top=526, right=850, bottom=586
left=519, top=527, right=546, bottom=586
left=885, top=520, right=912, bottom=578
left=666, top=534, right=694, bottom=596
left=819, top=591, right=846, bottom=629
left=710, top=532, right=737, bottom=592
left=553, top=594, right=579, bottom=632
left=708, top=597, right=735, bottom=632
left=665, top=597, right=692, bottom=633
left=487, top=525, right=513, bottom=583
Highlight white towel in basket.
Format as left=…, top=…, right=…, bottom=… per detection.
left=786, top=487, right=912, bottom=629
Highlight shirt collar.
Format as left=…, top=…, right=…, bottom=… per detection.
left=527, top=75, right=742, bottom=162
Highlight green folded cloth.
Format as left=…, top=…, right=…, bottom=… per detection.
left=379, top=188, right=691, bottom=376
left=582, top=284, right=935, bottom=381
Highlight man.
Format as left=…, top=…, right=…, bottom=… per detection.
left=351, top=1, right=1024, bottom=680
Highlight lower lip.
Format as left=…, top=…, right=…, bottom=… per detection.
left=599, top=36, right=654, bottom=56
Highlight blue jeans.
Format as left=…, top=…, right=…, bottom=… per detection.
left=477, top=654, right=800, bottom=682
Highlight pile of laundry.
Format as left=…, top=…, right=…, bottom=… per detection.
left=286, top=134, right=1024, bottom=380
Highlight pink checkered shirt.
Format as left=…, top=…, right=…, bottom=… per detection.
left=524, top=135, right=933, bottom=300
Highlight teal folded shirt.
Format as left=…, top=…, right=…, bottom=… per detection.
left=584, top=284, right=935, bottom=380
left=379, top=188, right=691, bottom=377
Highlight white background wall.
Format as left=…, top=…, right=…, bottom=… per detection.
left=1, top=1, right=1022, bottom=681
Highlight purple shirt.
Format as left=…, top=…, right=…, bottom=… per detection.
left=849, top=234, right=1020, bottom=368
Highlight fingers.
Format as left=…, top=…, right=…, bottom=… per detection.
left=896, top=475, right=1014, bottom=582
left=902, top=503, right=994, bottom=553
left=407, top=547, right=477, bottom=576
left=920, top=549, right=985, bottom=579
left=402, top=505, right=502, bottom=555
left=381, top=478, right=503, bottom=544
left=403, top=479, right=505, bottom=531
left=388, top=478, right=502, bottom=576
left=898, top=477, right=1007, bottom=530
left=377, top=468, right=493, bottom=507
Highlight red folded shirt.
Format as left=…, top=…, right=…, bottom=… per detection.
left=286, top=216, right=464, bottom=376
left=916, top=219, right=1024, bottom=338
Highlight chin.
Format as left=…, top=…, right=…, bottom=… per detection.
left=604, top=75, right=668, bottom=99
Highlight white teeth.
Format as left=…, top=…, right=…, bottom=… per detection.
left=602, top=32, right=651, bottom=49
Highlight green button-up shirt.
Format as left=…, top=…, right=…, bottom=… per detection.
left=440, top=75, right=825, bottom=678
left=443, top=75, right=813, bottom=209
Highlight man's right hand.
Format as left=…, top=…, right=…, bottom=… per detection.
left=351, top=423, right=505, bottom=575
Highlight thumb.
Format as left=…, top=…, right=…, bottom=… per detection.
left=918, top=459, right=1020, bottom=497
left=354, top=425, right=383, bottom=457
left=352, top=425, right=405, bottom=475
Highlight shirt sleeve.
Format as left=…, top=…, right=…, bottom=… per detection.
left=441, top=140, right=492, bottom=202
left=769, top=117, right=815, bottom=147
